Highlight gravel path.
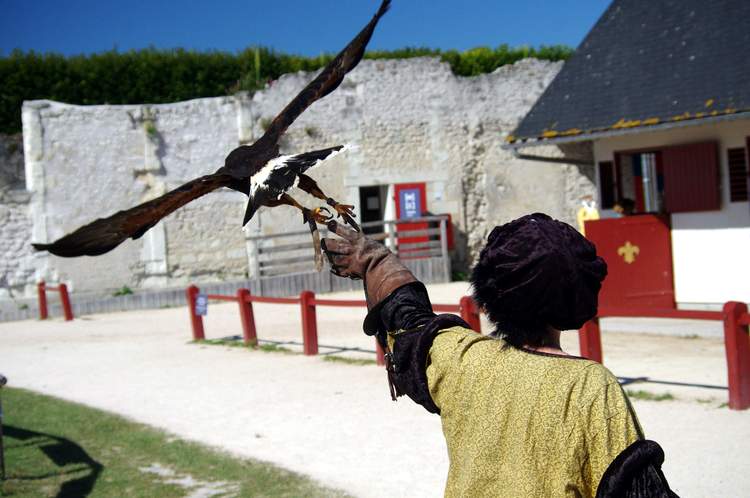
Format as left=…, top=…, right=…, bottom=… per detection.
left=1, top=282, right=748, bottom=497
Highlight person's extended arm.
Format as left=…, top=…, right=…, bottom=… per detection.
left=321, top=221, right=470, bottom=413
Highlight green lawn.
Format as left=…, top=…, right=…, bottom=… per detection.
left=0, top=387, right=350, bottom=497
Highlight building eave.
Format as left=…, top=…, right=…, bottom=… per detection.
left=503, top=110, right=750, bottom=151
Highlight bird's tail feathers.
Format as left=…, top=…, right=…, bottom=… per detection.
left=242, top=196, right=260, bottom=226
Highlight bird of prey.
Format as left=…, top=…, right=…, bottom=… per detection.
left=32, top=0, right=391, bottom=271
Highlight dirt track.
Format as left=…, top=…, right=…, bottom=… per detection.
left=1, top=282, right=747, bottom=497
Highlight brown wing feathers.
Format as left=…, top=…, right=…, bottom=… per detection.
left=33, top=174, right=231, bottom=257
left=32, top=1, right=391, bottom=257
left=258, top=0, right=391, bottom=146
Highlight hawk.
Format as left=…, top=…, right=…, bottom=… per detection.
left=33, top=0, right=391, bottom=271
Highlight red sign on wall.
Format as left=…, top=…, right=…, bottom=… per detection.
left=585, top=215, right=675, bottom=309
left=394, top=183, right=428, bottom=257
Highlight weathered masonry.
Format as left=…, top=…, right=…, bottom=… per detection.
left=11, top=57, right=594, bottom=297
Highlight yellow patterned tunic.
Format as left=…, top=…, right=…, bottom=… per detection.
left=425, top=326, right=642, bottom=497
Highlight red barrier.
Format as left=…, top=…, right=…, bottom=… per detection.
left=723, top=301, right=750, bottom=410
left=578, top=319, right=603, bottom=363
left=300, top=291, right=318, bottom=355
left=37, top=281, right=74, bottom=321
left=459, top=296, right=481, bottom=333
left=186, top=285, right=205, bottom=340
left=185, top=284, right=481, bottom=367
left=582, top=303, right=750, bottom=410
left=237, top=289, right=257, bottom=346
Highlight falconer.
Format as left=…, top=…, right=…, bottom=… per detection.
left=322, top=213, right=677, bottom=498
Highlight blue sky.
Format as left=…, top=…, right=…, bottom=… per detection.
left=1, top=1, right=611, bottom=57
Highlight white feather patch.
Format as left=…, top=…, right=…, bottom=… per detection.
left=248, top=144, right=356, bottom=198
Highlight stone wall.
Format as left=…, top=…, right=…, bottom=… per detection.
left=19, top=57, right=596, bottom=296
left=0, top=133, right=36, bottom=298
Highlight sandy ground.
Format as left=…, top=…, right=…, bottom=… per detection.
left=1, top=282, right=748, bottom=497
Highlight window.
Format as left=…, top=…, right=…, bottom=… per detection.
left=602, top=142, right=721, bottom=214
left=727, top=147, right=749, bottom=202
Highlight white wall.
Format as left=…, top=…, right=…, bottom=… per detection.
left=20, top=57, right=596, bottom=295
left=593, top=119, right=750, bottom=307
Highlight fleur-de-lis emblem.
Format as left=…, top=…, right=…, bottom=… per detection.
left=617, top=241, right=640, bottom=264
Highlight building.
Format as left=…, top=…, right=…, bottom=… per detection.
left=506, top=0, right=750, bottom=309
left=5, top=57, right=595, bottom=300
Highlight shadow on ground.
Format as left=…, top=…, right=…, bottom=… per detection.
left=4, top=425, right=103, bottom=498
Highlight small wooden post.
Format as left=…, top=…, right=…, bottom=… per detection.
left=300, top=291, right=318, bottom=355
left=578, top=318, right=603, bottom=363
left=186, top=285, right=205, bottom=341
left=459, top=296, right=481, bottom=333
left=723, top=301, right=750, bottom=410
left=37, top=281, right=48, bottom=320
left=59, top=283, right=74, bottom=321
left=237, top=288, right=257, bottom=346
left=439, top=217, right=450, bottom=282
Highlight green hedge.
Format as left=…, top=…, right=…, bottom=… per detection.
left=0, top=44, right=571, bottom=134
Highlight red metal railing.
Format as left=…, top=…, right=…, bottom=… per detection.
left=37, top=281, right=74, bottom=321
left=185, top=285, right=482, bottom=366
left=579, top=302, right=750, bottom=410
left=186, top=284, right=750, bottom=410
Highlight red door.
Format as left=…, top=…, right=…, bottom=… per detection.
left=585, top=215, right=675, bottom=309
left=394, top=183, right=427, bottom=258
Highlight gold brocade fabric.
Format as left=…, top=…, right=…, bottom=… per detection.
left=425, top=326, right=643, bottom=498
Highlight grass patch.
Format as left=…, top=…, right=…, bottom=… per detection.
left=194, top=338, right=253, bottom=349
left=258, top=343, right=294, bottom=354
left=625, top=390, right=675, bottom=402
left=0, top=387, right=349, bottom=497
left=112, top=286, right=133, bottom=297
left=322, top=356, right=377, bottom=366
left=193, top=338, right=294, bottom=354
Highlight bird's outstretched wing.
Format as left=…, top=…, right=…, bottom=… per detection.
left=249, top=0, right=390, bottom=153
left=33, top=174, right=232, bottom=257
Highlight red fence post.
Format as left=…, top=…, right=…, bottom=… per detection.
left=186, top=285, right=205, bottom=341
left=460, top=296, right=481, bottom=333
left=237, top=288, right=257, bottom=346
left=37, top=281, right=48, bottom=320
left=375, top=340, right=385, bottom=366
left=578, top=318, right=603, bottom=363
left=723, top=301, right=750, bottom=410
left=300, top=290, right=318, bottom=355
left=59, top=283, right=74, bottom=321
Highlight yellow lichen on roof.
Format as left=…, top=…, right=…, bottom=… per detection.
left=642, top=117, right=660, bottom=126
left=705, top=99, right=715, bottom=108
left=671, top=112, right=691, bottom=121
left=506, top=134, right=516, bottom=143
left=560, top=128, right=582, bottom=136
left=542, top=130, right=559, bottom=138
left=612, top=118, right=642, bottom=129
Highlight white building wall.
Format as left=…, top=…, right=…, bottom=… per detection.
left=593, top=119, right=750, bottom=307
left=19, top=57, right=596, bottom=295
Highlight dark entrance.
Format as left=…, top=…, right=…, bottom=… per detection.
left=358, top=185, right=388, bottom=235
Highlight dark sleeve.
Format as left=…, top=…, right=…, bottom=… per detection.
left=362, top=281, right=437, bottom=336
left=363, top=281, right=472, bottom=414
left=596, top=440, right=679, bottom=498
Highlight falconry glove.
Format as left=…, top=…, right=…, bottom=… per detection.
left=321, top=221, right=417, bottom=314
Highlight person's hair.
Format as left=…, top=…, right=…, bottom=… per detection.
left=471, top=260, right=549, bottom=348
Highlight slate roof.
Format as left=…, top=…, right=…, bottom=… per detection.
left=507, top=0, right=750, bottom=146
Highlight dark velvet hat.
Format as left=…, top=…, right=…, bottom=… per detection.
left=471, top=213, right=607, bottom=333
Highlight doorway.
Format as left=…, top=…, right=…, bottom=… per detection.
left=358, top=185, right=388, bottom=235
